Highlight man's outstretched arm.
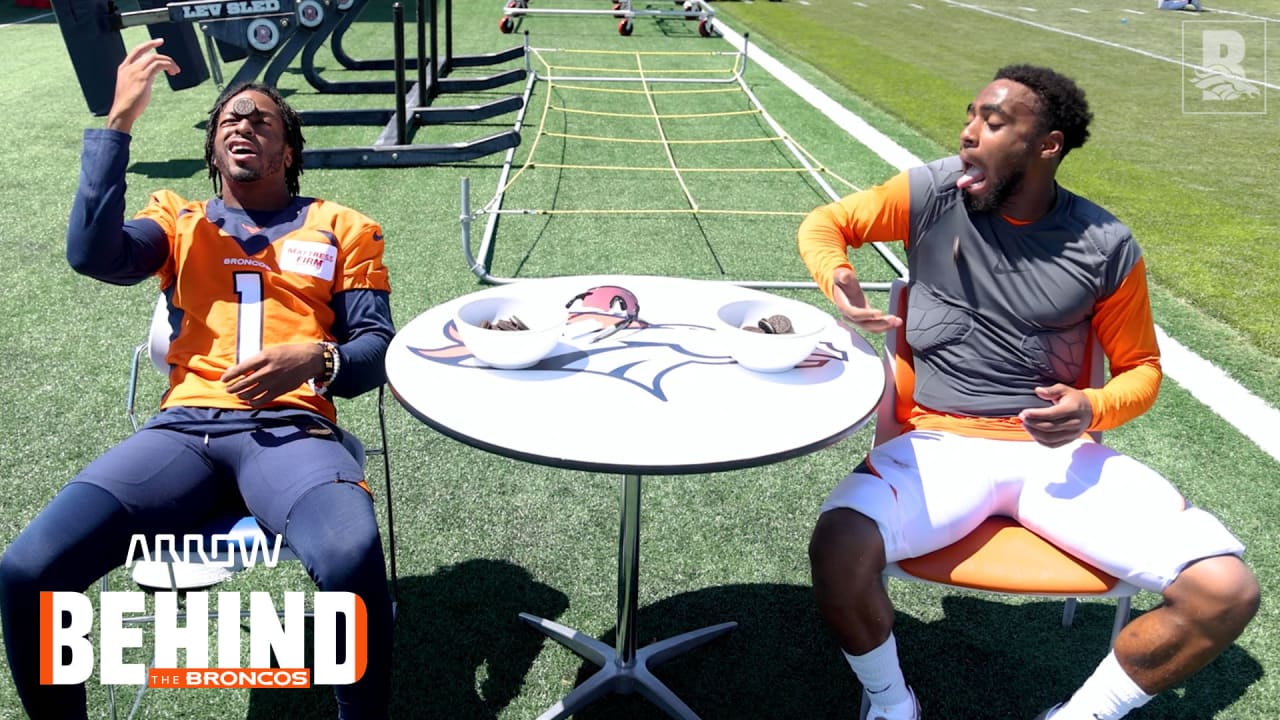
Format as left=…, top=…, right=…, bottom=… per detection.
left=66, top=39, right=179, bottom=285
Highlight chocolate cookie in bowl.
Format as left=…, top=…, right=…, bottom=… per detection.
left=743, top=314, right=795, bottom=335
left=716, top=299, right=831, bottom=373
left=454, top=296, right=567, bottom=369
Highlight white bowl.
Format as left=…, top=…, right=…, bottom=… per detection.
left=716, top=298, right=832, bottom=373
left=454, top=296, right=568, bottom=369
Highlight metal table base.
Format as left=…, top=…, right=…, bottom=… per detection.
left=521, top=473, right=737, bottom=720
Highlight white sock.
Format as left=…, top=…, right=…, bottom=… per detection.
left=1053, top=651, right=1155, bottom=720
left=843, top=633, right=912, bottom=713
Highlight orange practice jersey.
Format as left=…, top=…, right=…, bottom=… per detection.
left=137, top=191, right=391, bottom=422
left=798, top=164, right=1162, bottom=440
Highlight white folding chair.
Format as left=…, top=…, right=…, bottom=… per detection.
left=876, top=277, right=1137, bottom=641
left=860, top=278, right=1140, bottom=717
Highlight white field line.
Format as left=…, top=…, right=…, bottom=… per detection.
left=1156, top=327, right=1280, bottom=461
left=716, top=20, right=1280, bottom=463
left=0, top=11, right=53, bottom=28
left=716, top=24, right=920, bottom=171
left=1210, top=7, right=1280, bottom=22
left=1123, top=9, right=1147, bottom=15
left=941, top=0, right=1280, bottom=92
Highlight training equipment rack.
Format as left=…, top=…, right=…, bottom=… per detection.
left=285, top=0, right=527, bottom=169
left=499, top=0, right=716, bottom=38
left=52, top=0, right=303, bottom=115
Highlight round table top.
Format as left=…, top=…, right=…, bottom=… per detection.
left=386, top=275, right=885, bottom=475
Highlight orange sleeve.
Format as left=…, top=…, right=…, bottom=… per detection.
left=133, top=189, right=182, bottom=238
left=334, top=216, right=391, bottom=294
left=132, top=189, right=186, bottom=290
left=797, top=172, right=911, bottom=303
left=1081, top=257, right=1162, bottom=430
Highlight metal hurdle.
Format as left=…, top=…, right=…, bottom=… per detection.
left=499, top=0, right=716, bottom=38
left=51, top=0, right=301, bottom=115
left=459, top=33, right=907, bottom=292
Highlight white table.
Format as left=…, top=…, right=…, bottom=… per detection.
left=386, top=274, right=884, bottom=719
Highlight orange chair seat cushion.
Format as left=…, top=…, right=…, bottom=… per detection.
left=896, top=517, right=1120, bottom=594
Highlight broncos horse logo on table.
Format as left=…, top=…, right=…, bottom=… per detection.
left=409, top=284, right=845, bottom=401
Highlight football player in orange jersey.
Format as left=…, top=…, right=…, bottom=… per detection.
left=0, top=40, right=395, bottom=719
left=800, top=66, right=1256, bottom=720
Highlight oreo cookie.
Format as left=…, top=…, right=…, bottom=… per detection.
left=231, top=96, right=257, bottom=116
left=745, top=314, right=795, bottom=334
left=480, top=315, right=530, bottom=331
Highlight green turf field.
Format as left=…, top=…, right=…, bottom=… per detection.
left=0, top=0, right=1276, bottom=718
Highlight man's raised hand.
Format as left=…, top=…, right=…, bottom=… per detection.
left=106, top=39, right=180, bottom=134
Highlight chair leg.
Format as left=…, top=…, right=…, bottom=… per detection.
left=1062, top=597, right=1078, bottom=628
left=1063, top=596, right=1132, bottom=649
left=376, top=386, right=399, bottom=617
left=123, top=675, right=151, bottom=720
left=1109, top=596, right=1132, bottom=648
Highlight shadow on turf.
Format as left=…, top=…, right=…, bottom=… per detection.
left=552, top=584, right=1262, bottom=720
left=126, top=159, right=208, bottom=181
left=243, top=557, right=569, bottom=720
left=235, top=576, right=1260, bottom=719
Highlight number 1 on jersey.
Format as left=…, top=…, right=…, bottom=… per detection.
left=234, top=272, right=264, bottom=362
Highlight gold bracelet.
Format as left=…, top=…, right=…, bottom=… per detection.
left=309, top=341, right=340, bottom=393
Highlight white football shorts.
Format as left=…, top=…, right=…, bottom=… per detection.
left=820, top=430, right=1245, bottom=592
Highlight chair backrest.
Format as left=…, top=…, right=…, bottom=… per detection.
left=874, top=278, right=1104, bottom=446
left=148, top=294, right=171, bottom=375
